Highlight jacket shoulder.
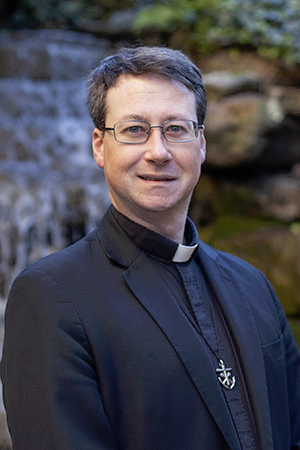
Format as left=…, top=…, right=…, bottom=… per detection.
left=199, top=239, right=262, bottom=275
left=17, top=227, right=102, bottom=281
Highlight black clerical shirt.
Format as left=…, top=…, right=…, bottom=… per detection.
left=111, top=206, right=258, bottom=449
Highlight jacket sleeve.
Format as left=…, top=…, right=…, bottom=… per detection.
left=1, top=269, right=118, bottom=450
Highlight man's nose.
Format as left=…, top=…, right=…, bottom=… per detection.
left=144, top=127, right=172, bottom=163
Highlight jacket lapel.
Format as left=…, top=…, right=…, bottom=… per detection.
left=197, top=242, right=274, bottom=449
left=98, top=208, right=248, bottom=449
left=123, top=251, right=241, bottom=450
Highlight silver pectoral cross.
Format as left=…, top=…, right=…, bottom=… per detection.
left=216, top=359, right=236, bottom=390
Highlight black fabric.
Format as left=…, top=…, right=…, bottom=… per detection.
left=111, top=206, right=257, bottom=448
left=2, top=206, right=300, bottom=449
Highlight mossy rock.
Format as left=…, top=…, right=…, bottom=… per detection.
left=199, top=216, right=300, bottom=317
left=190, top=176, right=278, bottom=227
left=289, top=319, right=300, bottom=348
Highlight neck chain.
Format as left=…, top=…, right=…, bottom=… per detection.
left=173, top=264, right=236, bottom=390
left=209, top=299, right=236, bottom=390
left=186, top=307, right=236, bottom=390
left=191, top=318, right=237, bottom=390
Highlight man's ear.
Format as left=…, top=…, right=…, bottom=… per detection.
left=200, top=129, right=206, bottom=164
left=92, top=128, right=104, bottom=169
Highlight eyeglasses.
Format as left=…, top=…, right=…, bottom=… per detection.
left=103, top=120, right=203, bottom=144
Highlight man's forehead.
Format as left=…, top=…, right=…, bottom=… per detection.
left=109, top=73, right=191, bottom=95
left=103, top=73, right=198, bottom=125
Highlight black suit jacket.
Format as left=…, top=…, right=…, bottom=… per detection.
left=2, top=207, right=300, bottom=449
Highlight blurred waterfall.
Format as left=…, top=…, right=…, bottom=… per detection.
left=0, top=30, right=114, bottom=300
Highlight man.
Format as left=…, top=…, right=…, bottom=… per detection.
left=1, top=46, right=300, bottom=449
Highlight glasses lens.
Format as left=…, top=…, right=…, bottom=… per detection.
left=163, top=120, right=198, bottom=142
left=113, top=120, right=199, bottom=144
left=115, top=121, right=149, bottom=143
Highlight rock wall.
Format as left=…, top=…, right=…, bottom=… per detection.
left=189, top=56, right=300, bottom=323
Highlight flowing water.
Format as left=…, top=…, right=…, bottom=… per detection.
left=0, top=78, right=110, bottom=300
left=0, top=31, right=113, bottom=301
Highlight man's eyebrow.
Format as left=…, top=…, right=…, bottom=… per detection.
left=119, top=114, right=147, bottom=121
left=163, top=115, right=191, bottom=121
left=118, top=114, right=193, bottom=122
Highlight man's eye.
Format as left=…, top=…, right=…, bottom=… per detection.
left=169, top=125, right=182, bottom=133
left=121, top=125, right=147, bottom=136
left=166, top=124, right=186, bottom=134
left=128, top=126, right=145, bottom=134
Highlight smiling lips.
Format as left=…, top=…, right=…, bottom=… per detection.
left=139, top=175, right=176, bottom=181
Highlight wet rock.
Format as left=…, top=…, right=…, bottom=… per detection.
left=0, top=410, right=11, bottom=450
left=209, top=174, right=300, bottom=223
left=203, top=70, right=261, bottom=100
left=76, top=8, right=137, bottom=37
left=246, top=174, right=300, bottom=222
left=0, top=78, right=94, bottom=167
left=202, top=65, right=300, bottom=170
left=0, top=30, right=112, bottom=306
left=267, top=85, right=300, bottom=116
left=256, top=115, right=300, bottom=170
left=0, top=164, right=109, bottom=299
left=205, top=93, right=276, bottom=167
left=0, top=30, right=112, bottom=79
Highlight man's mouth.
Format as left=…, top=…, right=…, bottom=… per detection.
left=139, top=176, right=175, bottom=181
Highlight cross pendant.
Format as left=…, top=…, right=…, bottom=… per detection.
left=216, top=359, right=236, bottom=390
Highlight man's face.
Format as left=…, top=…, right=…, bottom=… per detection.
left=92, top=74, right=206, bottom=227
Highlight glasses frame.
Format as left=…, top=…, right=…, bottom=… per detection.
left=103, top=119, right=204, bottom=144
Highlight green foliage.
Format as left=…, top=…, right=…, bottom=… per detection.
left=134, top=0, right=300, bottom=64
left=133, top=0, right=214, bottom=30
left=133, top=0, right=221, bottom=53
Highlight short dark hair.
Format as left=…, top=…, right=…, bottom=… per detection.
left=87, top=46, right=206, bottom=130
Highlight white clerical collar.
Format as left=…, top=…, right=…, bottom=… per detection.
left=172, top=243, right=199, bottom=263
left=110, top=206, right=199, bottom=263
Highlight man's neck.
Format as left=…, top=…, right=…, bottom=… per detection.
left=133, top=215, right=185, bottom=243
left=112, top=205, right=187, bottom=244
